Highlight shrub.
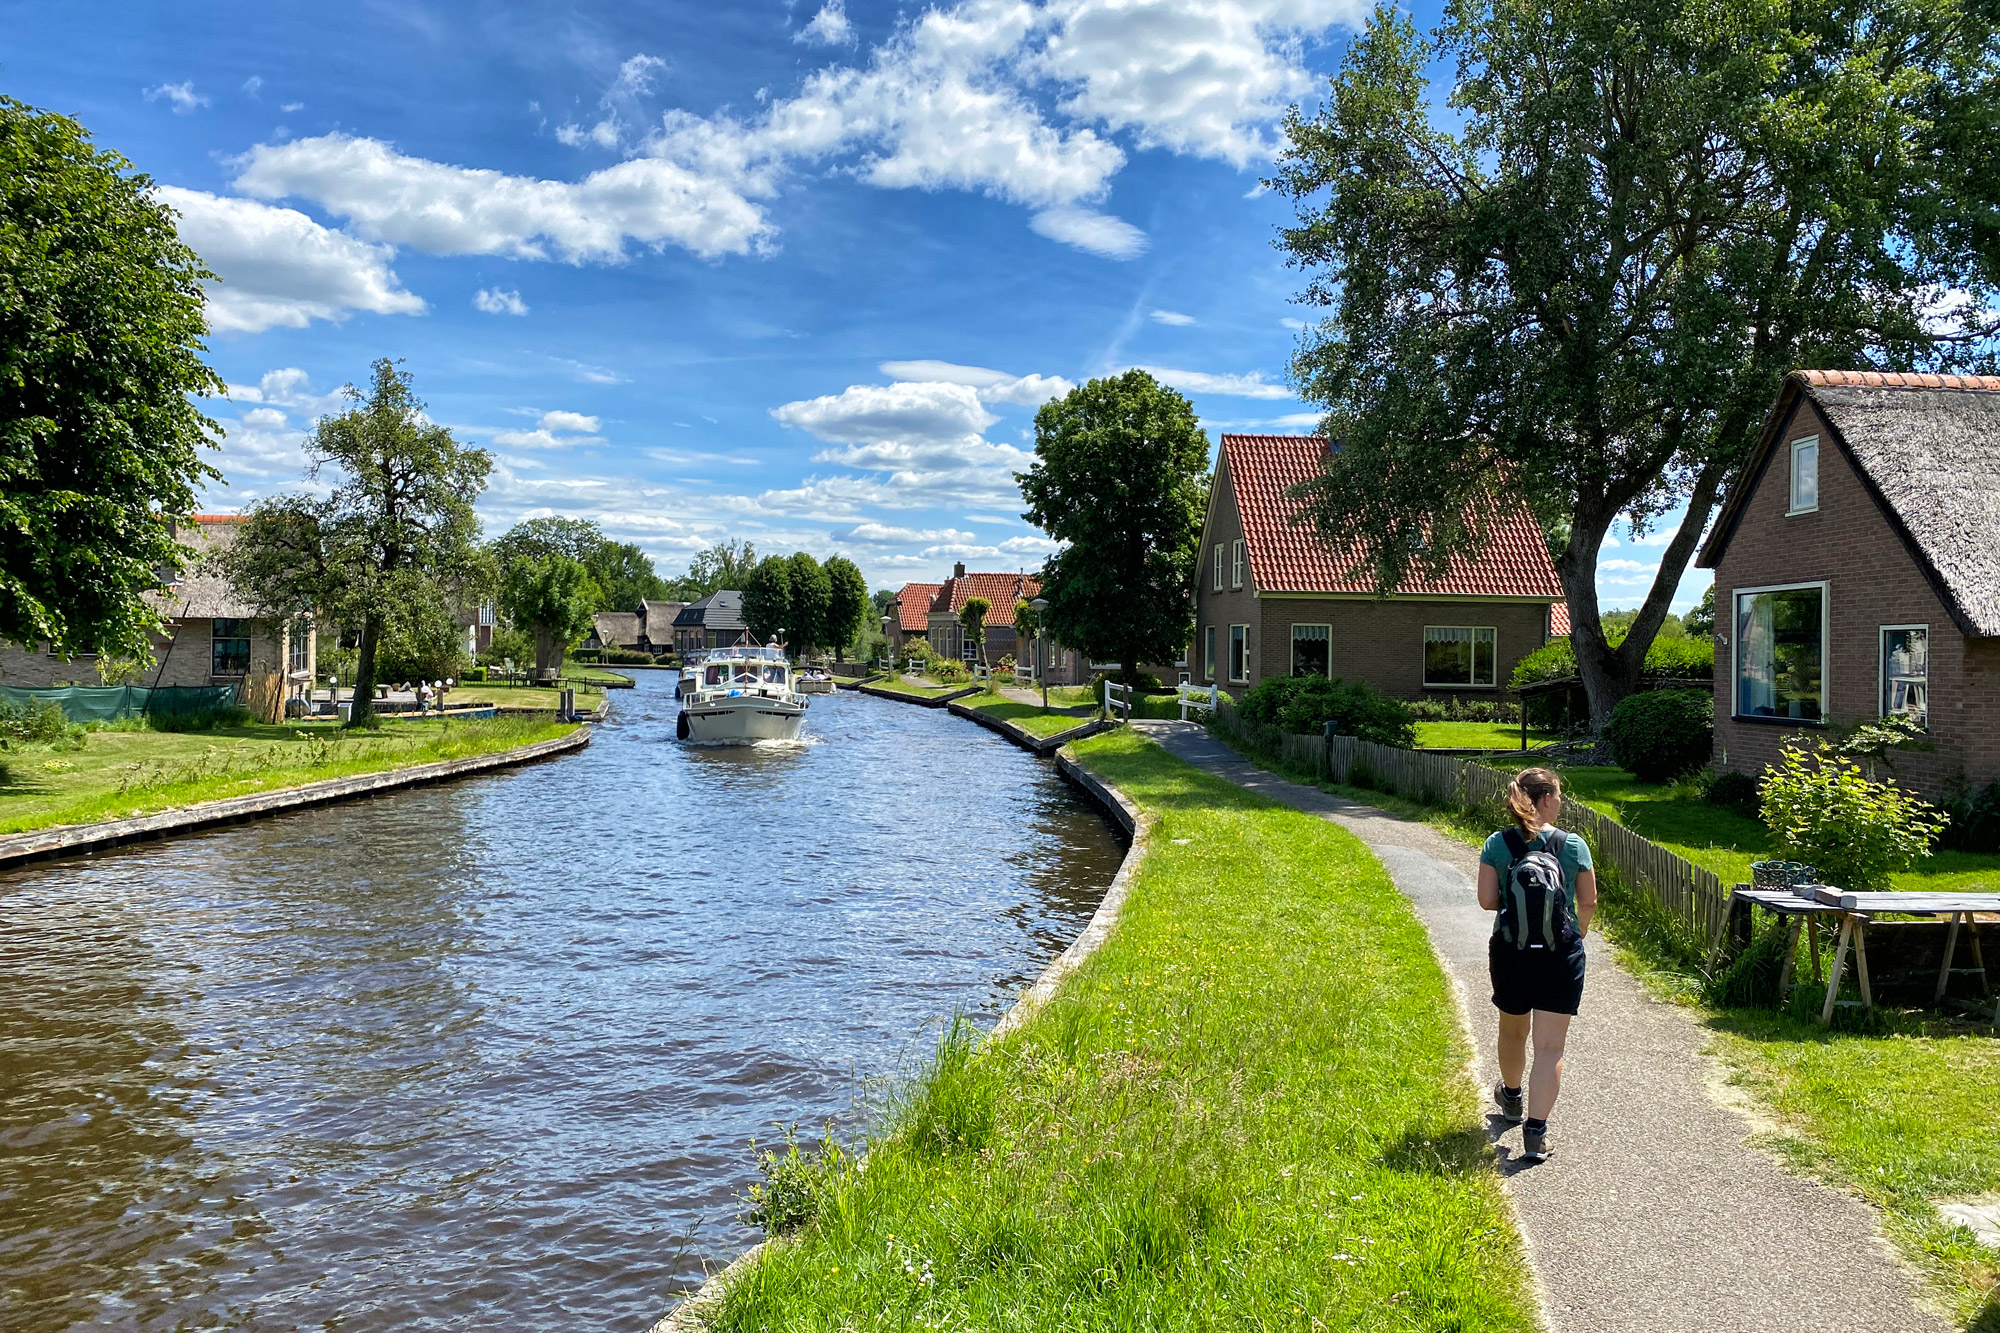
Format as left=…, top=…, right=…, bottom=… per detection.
left=743, top=1123, right=853, bottom=1237
left=1940, top=779, right=2000, bottom=853
left=1089, top=670, right=1165, bottom=702
left=0, top=698, right=74, bottom=746
left=146, top=704, right=255, bottom=732
left=602, top=648, right=655, bottom=665
left=1508, top=632, right=1715, bottom=690
left=1759, top=741, right=1947, bottom=891
left=1603, top=689, right=1713, bottom=782
left=1406, top=696, right=1519, bottom=723
left=1239, top=675, right=1417, bottom=748
left=1704, top=769, right=1761, bottom=816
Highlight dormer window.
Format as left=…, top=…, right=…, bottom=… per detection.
left=1788, top=437, right=1819, bottom=514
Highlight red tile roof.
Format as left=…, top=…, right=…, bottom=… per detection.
left=1221, top=434, right=1563, bottom=599
left=893, top=583, right=941, bottom=632
left=1798, top=369, right=2000, bottom=393
left=931, top=572, right=1042, bottom=628
left=1549, top=601, right=1570, bottom=636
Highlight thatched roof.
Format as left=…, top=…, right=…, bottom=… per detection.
left=144, top=516, right=258, bottom=620
left=1699, top=370, right=2000, bottom=636
left=591, top=611, right=641, bottom=647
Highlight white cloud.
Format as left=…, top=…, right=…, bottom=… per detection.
left=158, top=186, right=425, bottom=333
left=144, top=81, right=207, bottom=113
left=490, top=408, right=603, bottom=449
left=242, top=76, right=263, bottom=96
left=774, top=380, right=998, bottom=446
left=878, top=359, right=1075, bottom=406
left=1028, top=206, right=1147, bottom=259
left=1623, top=527, right=1681, bottom=547
left=1599, top=558, right=1660, bottom=574
left=771, top=380, right=1036, bottom=512
left=797, top=1, right=856, bottom=45
left=998, top=534, right=1059, bottom=554
left=233, top=132, right=774, bottom=262
left=281, top=101, right=304, bottom=113
left=837, top=522, right=975, bottom=545
left=228, top=367, right=349, bottom=419
left=540, top=409, right=601, bottom=433
left=241, top=407, right=288, bottom=429
left=1280, top=317, right=1306, bottom=330
left=1149, top=308, right=1196, bottom=326
left=556, top=54, right=670, bottom=154
left=474, top=287, right=529, bottom=315
left=1139, top=365, right=1292, bottom=398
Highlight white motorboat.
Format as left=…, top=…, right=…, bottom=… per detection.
left=677, top=645, right=809, bottom=743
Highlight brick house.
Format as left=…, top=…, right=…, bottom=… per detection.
left=672, top=591, right=750, bottom=653
left=1695, top=370, right=2000, bottom=797
left=0, top=515, right=313, bottom=704
left=885, top=582, right=941, bottom=654
left=1192, top=434, right=1564, bottom=696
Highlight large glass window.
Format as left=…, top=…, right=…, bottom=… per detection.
left=1228, top=624, right=1249, bottom=682
left=1423, top=626, right=1496, bottom=686
left=211, top=618, right=252, bottom=676
left=1881, top=626, right=1928, bottom=729
left=1734, top=585, right=1824, bottom=721
left=1292, top=623, right=1330, bottom=677
left=1203, top=625, right=1215, bottom=679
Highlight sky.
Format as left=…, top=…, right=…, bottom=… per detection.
left=6, top=0, right=1708, bottom=612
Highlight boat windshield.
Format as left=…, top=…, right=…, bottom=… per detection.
left=762, top=665, right=786, bottom=683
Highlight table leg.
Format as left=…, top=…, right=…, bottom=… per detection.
left=1809, top=917, right=1822, bottom=986
left=1937, top=912, right=1964, bottom=1003
left=1855, top=920, right=1874, bottom=1009
left=1777, top=917, right=1803, bottom=1001
left=1971, top=924, right=1991, bottom=999
left=1822, top=916, right=1854, bottom=1025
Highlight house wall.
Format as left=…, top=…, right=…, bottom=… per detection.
left=1711, top=396, right=1997, bottom=795
left=0, top=619, right=291, bottom=691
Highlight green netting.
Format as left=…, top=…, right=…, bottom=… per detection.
left=0, top=684, right=238, bottom=723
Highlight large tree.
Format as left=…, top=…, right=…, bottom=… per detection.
left=668, top=539, right=758, bottom=601
left=741, top=555, right=794, bottom=648
left=0, top=97, right=223, bottom=660
left=1273, top=0, right=2000, bottom=726
left=785, top=551, right=831, bottom=658
left=1017, top=370, right=1211, bottom=680
left=498, top=552, right=595, bottom=678
left=588, top=540, right=668, bottom=610
left=217, top=360, right=490, bottom=726
left=824, top=556, right=869, bottom=657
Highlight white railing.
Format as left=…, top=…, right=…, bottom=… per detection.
left=1102, top=678, right=1133, bottom=720
left=1014, top=662, right=1037, bottom=685
left=1176, top=682, right=1218, bottom=719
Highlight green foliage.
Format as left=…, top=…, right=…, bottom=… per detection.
left=374, top=590, right=472, bottom=684
left=1759, top=743, right=1947, bottom=891
left=824, top=556, right=869, bottom=655
left=1017, top=370, right=1210, bottom=674
left=1603, top=690, right=1712, bottom=783
left=742, top=555, right=794, bottom=648
left=1941, top=780, right=2000, bottom=854
left=1239, top=675, right=1417, bottom=748
left=0, top=97, right=225, bottom=662
left=744, top=1123, right=855, bottom=1238
left=1407, top=696, right=1518, bottom=723
left=0, top=697, right=76, bottom=746
left=215, top=360, right=490, bottom=726
left=1705, top=769, right=1761, bottom=817
left=1272, top=0, right=2000, bottom=728
left=786, top=551, right=832, bottom=656
left=1682, top=585, right=1716, bottom=639
left=1012, top=598, right=1040, bottom=645
left=667, top=539, right=757, bottom=602
left=957, top=595, right=990, bottom=664
left=1510, top=634, right=1713, bottom=689
left=586, top=540, right=666, bottom=610
left=143, top=704, right=254, bottom=732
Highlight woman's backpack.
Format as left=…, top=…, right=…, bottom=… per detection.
left=1497, top=827, right=1576, bottom=951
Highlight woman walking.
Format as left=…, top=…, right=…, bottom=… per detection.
left=1476, top=766, right=1596, bottom=1162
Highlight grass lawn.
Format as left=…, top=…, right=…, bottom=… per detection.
left=866, top=677, right=970, bottom=700
left=1414, top=721, right=1563, bottom=750
left=455, top=682, right=606, bottom=711
left=708, top=730, right=1536, bottom=1332
left=561, top=665, right=634, bottom=686
left=0, top=715, right=576, bottom=835
left=963, top=698, right=1096, bottom=738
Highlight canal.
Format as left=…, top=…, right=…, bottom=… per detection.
left=0, top=674, right=1125, bottom=1331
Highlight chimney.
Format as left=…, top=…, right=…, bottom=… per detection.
left=953, top=561, right=966, bottom=578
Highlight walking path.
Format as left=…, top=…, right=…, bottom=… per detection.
left=1131, top=720, right=1944, bottom=1333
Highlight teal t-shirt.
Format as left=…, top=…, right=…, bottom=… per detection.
left=1481, top=826, right=1594, bottom=930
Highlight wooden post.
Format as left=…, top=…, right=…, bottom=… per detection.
left=1936, top=911, right=1964, bottom=1003
left=1777, top=917, right=1803, bottom=1001
left=1854, top=918, right=1874, bottom=1009
left=1971, top=923, right=1991, bottom=998
left=1821, top=916, right=1854, bottom=1024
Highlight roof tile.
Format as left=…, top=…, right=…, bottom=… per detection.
left=893, top=583, right=941, bottom=631
left=1799, top=369, right=2000, bottom=393
left=930, top=573, right=1042, bottom=627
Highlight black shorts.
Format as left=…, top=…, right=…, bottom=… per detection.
left=1489, top=936, right=1586, bottom=1016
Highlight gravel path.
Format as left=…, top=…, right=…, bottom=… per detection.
left=1130, top=720, right=1944, bottom=1333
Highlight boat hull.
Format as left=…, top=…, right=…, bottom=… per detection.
left=683, top=699, right=807, bottom=743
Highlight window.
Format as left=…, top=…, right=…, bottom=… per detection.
left=1291, top=623, right=1331, bottom=677
left=1734, top=584, right=1825, bottom=722
left=211, top=618, right=252, bottom=676
left=1230, top=539, right=1245, bottom=589
left=287, top=619, right=309, bottom=674
left=1213, top=544, right=1223, bottom=592
left=1881, top=625, right=1929, bottom=729
left=1423, top=626, right=1496, bottom=687
left=478, top=602, right=495, bottom=627
left=1203, top=625, right=1216, bottom=679
left=1788, top=436, right=1819, bottom=514
left=1228, top=624, right=1249, bottom=682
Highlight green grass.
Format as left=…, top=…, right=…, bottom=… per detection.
left=561, top=664, right=634, bottom=685
left=1414, top=721, right=1562, bottom=750
left=456, top=681, right=606, bottom=710
left=706, top=730, right=1536, bottom=1332
left=963, top=698, right=1096, bottom=738
left=0, top=715, right=576, bottom=835
left=866, top=677, right=970, bottom=700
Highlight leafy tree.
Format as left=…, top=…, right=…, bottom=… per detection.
left=824, top=556, right=869, bottom=657
left=493, top=516, right=601, bottom=567
left=958, top=596, right=990, bottom=671
left=1013, top=597, right=1040, bottom=647
left=1, top=97, right=224, bottom=660
left=216, top=360, right=490, bottom=726
left=375, top=586, right=472, bottom=684
left=1272, top=0, right=2000, bottom=728
left=786, top=551, right=831, bottom=657
left=1761, top=741, right=1946, bottom=890
left=1682, top=585, right=1716, bottom=640
left=669, top=539, right=758, bottom=601
left=588, top=540, right=668, bottom=610
left=499, top=552, right=595, bottom=677
left=1017, top=370, right=1211, bottom=681
left=741, top=555, right=794, bottom=647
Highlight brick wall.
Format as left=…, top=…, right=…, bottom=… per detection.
left=0, top=619, right=287, bottom=690
left=1712, top=396, right=1998, bottom=796
left=1192, top=455, right=1260, bottom=682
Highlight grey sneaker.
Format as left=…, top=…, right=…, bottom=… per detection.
left=1520, top=1124, right=1552, bottom=1162
left=1493, top=1082, right=1524, bottom=1124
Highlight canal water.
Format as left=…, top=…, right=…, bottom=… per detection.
left=0, top=675, right=1125, bottom=1331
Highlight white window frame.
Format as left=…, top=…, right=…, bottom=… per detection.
left=1787, top=436, right=1819, bottom=515
left=1878, top=623, right=1929, bottom=729
left=1228, top=624, right=1250, bottom=683
left=1213, top=544, right=1223, bottom=592
left=1730, top=580, right=1831, bottom=723
left=1422, top=625, right=1497, bottom=688
left=1230, top=539, right=1246, bottom=590
left=1290, top=622, right=1332, bottom=678
left=1203, top=624, right=1216, bottom=680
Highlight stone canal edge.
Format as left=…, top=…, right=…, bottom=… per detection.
left=0, top=724, right=593, bottom=872
left=652, top=743, right=1150, bottom=1333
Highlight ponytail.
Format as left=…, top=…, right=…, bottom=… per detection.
left=1505, top=767, right=1562, bottom=835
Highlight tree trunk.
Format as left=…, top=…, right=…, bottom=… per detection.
left=348, top=613, right=380, bottom=728
left=535, top=625, right=555, bottom=679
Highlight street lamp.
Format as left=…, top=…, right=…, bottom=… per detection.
left=880, top=614, right=892, bottom=674
left=1030, top=596, right=1050, bottom=712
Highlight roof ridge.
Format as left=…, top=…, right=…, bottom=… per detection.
left=1798, top=369, right=2000, bottom=393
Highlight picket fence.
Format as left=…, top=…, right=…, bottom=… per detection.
left=1216, top=701, right=1731, bottom=948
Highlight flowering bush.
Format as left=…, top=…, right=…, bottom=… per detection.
left=1759, top=742, right=1946, bottom=890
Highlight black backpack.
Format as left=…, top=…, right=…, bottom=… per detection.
left=1497, top=827, right=1576, bottom=951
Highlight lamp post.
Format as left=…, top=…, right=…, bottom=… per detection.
left=881, top=614, right=892, bottom=674
left=1030, top=596, right=1050, bottom=712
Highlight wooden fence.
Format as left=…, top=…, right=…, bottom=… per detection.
left=1216, top=701, right=1731, bottom=947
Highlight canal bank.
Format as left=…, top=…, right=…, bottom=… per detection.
left=663, top=728, right=1537, bottom=1331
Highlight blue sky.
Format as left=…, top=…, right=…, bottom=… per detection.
left=7, top=0, right=1707, bottom=611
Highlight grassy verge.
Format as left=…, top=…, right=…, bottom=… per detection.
left=1414, top=721, right=1562, bottom=751
left=961, top=697, right=1096, bottom=738
left=1214, top=726, right=2000, bottom=1328
left=865, top=677, right=969, bottom=701
left=0, top=715, right=576, bottom=835
left=708, top=730, right=1536, bottom=1331
left=455, top=682, right=607, bottom=710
